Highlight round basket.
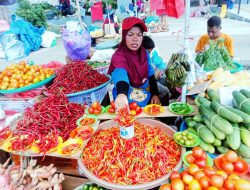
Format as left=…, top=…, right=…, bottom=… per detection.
left=77, top=118, right=184, bottom=190
left=66, top=75, right=111, bottom=106
left=93, top=65, right=110, bottom=75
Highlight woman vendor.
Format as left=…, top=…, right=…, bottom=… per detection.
left=108, top=17, right=161, bottom=109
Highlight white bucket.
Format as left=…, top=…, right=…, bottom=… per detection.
left=120, top=125, right=134, bottom=139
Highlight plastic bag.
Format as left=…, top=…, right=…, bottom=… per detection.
left=0, top=33, right=26, bottom=61
left=62, top=28, right=91, bottom=61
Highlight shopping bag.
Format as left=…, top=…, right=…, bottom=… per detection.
left=164, top=0, right=185, bottom=18
left=220, top=4, right=227, bottom=18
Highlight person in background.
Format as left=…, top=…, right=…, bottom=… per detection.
left=108, top=17, right=161, bottom=109
left=142, top=35, right=170, bottom=105
left=195, top=15, right=234, bottom=58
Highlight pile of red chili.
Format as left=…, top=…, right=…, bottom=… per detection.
left=15, top=94, right=85, bottom=141
left=47, top=61, right=109, bottom=95
left=82, top=121, right=181, bottom=185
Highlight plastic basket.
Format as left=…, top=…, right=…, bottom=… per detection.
left=230, top=61, right=243, bottom=74
left=77, top=119, right=185, bottom=190
left=93, top=65, right=109, bottom=75
left=66, top=75, right=111, bottom=106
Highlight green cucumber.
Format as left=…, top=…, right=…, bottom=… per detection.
left=210, top=101, right=243, bottom=123
left=240, top=89, right=250, bottom=98
left=207, top=144, right=215, bottom=154
left=226, top=106, right=250, bottom=123
left=185, top=117, right=197, bottom=128
left=194, top=123, right=215, bottom=144
left=240, top=126, right=250, bottom=147
left=187, top=127, right=198, bottom=135
left=199, top=139, right=210, bottom=152
left=207, top=88, right=220, bottom=102
left=195, top=96, right=201, bottom=107
left=237, top=143, right=250, bottom=158
left=217, top=146, right=230, bottom=154
left=242, top=157, right=250, bottom=164
left=198, top=96, right=211, bottom=107
left=243, top=122, right=250, bottom=130
left=203, top=117, right=226, bottom=140
left=226, top=123, right=241, bottom=150
left=213, top=139, right=222, bottom=147
left=193, top=115, right=203, bottom=122
left=232, top=91, right=250, bottom=114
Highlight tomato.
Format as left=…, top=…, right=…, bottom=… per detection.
left=233, top=160, right=244, bottom=173
left=207, top=186, right=219, bottom=190
left=194, top=170, right=205, bottom=180
left=224, top=179, right=235, bottom=190
left=198, top=176, right=210, bottom=189
left=94, top=109, right=101, bottom=115
left=188, top=179, right=201, bottom=190
left=186, top=154, right=195, bottom=164
left=130, top=110, right=137, bottom=116
left=159, top=184, right=171, bottom=190
left=182, top=173, right=193, bottom=185
left=135, top=106, right=142, bottom=113
left=225, top=150, right=238, bottom=163
left=204, top=166, right=216, bottom=178
left=188, top=164, right=200, bottom=176
left=192, top=147, right=203, bottom=159
left=110, top=101, right=115, bottom=109
left=92, top=102, right=100, bottom=109
left=96, top=106, right=102, bottom=112
left=222, top=162, right=234, bottom=173
left=170, top=171, right=181, bottom=181
left=129, top=102, right=138, bottom=110
left=88, top=107, right=95, bottom=114
left=210, top=174, right=224, bottom=188
left=181, top=170, right=189, bottom=178
left=171, top=179, right=184, bottom=190
left=216, top=170, right=228, bottom=181
left=196, top=158, right=207, bottom=168
left=108, top=107, right=115, bottom=113
left=201, top=152, right=207, bottom=160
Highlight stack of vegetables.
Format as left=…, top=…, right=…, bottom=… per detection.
left=81, top=121, right=181, bottom=185
left=195, top=39, right=236, bottom=71
left=184, top=89, right=250, bottom=163
left=47, top=61, right=109, bottom=95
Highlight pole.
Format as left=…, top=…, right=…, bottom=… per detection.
left=75, top=0, right=84, bottom=30
left=181, top=0, right=190, bottom=103
left=238, top=0, right=242, bottom=14
left=105, top=0, right=112, bottom=35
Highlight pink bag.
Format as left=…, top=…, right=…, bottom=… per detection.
left=0, top=20, right=10, bottom=33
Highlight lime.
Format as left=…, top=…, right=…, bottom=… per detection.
left=182, top=136, right=188, bottom=140
left=179, top=139, right=185, bottom=144
left=185, top=140, right=191, bottom=146
left=175, top=134, right=182, bottom=140
left=92, top=187, right=99, bottom=190
left=182, top=130, right=189, bottom=136
left=82, top=185, right=89, bottom=190
left=187, top=134, right=194, bottom=140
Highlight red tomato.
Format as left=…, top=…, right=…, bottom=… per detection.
left=170, top=171, right=181, bottom=181
left=135, top=106, right=142, bottom=113
left=171, top=178, right=184, bottom=190
left=188, top=164, right=200, bottom=176
left=110, top=101, right=115, bottom=109
left=222, top=162, right=234, bottom=173
left=129, top=102, right=138, bottom=110
left=159, top=184, right=171, bottom=190
left=181, top=170, right=189, bottom=179
left=201, top=152, right=207, bottom=160
left=224, top=179, right=235, bottom=190
left=94, top=109, right=101, bottom=115
left=224, top=150, right=238, bottom=163
left=196, top=158, right=207, bottom=168
left=233, top=160, right=244, bottom=173
left=199, top=176, right=210, bottom=189
left=192, top=147, right=204, bottom=159
left=194, top=170, right=206, bottom=180
left=92, top=101, right=100, bottom=109
left=96, top=106, right=102, bottom=112
left=88, top=107, right=95, bottom=114
left=210, top=174, right=225, bottom=188
left=108, top=107, right=115, bottom=113
left=186, top=154, right=195, bottom=164
left=204, top=166, right=216, bottom=178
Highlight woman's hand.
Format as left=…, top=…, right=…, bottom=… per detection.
left=115, top=94, right=129, bottom=110
left=151, top=95, right=161, bottom=105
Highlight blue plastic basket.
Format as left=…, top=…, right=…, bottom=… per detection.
left=230, top=61, right=243, bottom=74
left=180, top=121, right=218, bottom=159
left=66, top=75, right=111, bottom=106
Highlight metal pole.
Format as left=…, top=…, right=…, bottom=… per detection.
left=105, top=0, right=112, bottom=35
left=238, top=0, right=242, bottom=14
left=181, top=0, right=190, bottom=103
left=76, top=0, right=84, bottom=30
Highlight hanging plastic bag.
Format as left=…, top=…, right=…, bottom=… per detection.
left=62, top=28, right=91, bottom=61
left=0, top=33, right=26, bottom=61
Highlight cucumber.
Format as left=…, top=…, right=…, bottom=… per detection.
left=207, top=88, right=220, bottom=102
left=194, top=123, right=215, bottom=144
left=232, top=91, right=250, bottom=114
left=185, top=117, right=197, bottom=128
left=193, top=115, right=203, bottom=122
left=207, top=144, right=215, bottom=154
left=223, top=140, right=229, bottom=148
left=198, top=96, right=211, bottom=107
left=199, top=105, right=233, bottom=135
left=195, top=96, right=201, bottom=107
left=242, top=157, right=250, bottom=164
left=203, top=117, right=226, bottom=140
left=217, top=146, right=230, bottom=154
left=242, top=122, right=250, bottom=130
left=213, top=139, right=222, bottom=147
left=226, top=106, right=250, bottom=123
left=240, top=89, right=250, bottom=98
left=240, top=126, right=250, bottom=147
left=199, top=139, right=210, bottom=152
left=226, top=123, right=241, bottom=150
left=237, top=143, right=250, bottom=158
left=210, top=101, right=243, bottom=123
left=187, top=127, right=198, bottom=135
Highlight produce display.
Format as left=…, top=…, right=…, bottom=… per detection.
left=185, top=89, right=250, bottom=160
left=165, top=53, right=190, bottom=88
left=169, top=102, right=194, bottom=115
left=174, top=130, right=200, bottom=147
left=47, top=61, right=109, bottom=95
left=0, top=159, right=64, bottom=190
left=57, top=138, right=84, bottom=156
left=144, top=104, right=164, bottom=115
left=0, top=61, right=54, bottom=90
left=81, top=121, right=181, bottom=185
left=87, top=101, right=105, bottom=115
left=196, top=39, right=236, bottom=71
left=70, top=125, right=94, bottom=140
left=105, top=101, right=116, bottom=114
left=160, top=162, right=250, bottom=190
left=87, top=61, right=110, bottom=69
left=114, top=107, right=135, bottom=127
left=129, top=102, right=142, bottom=116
